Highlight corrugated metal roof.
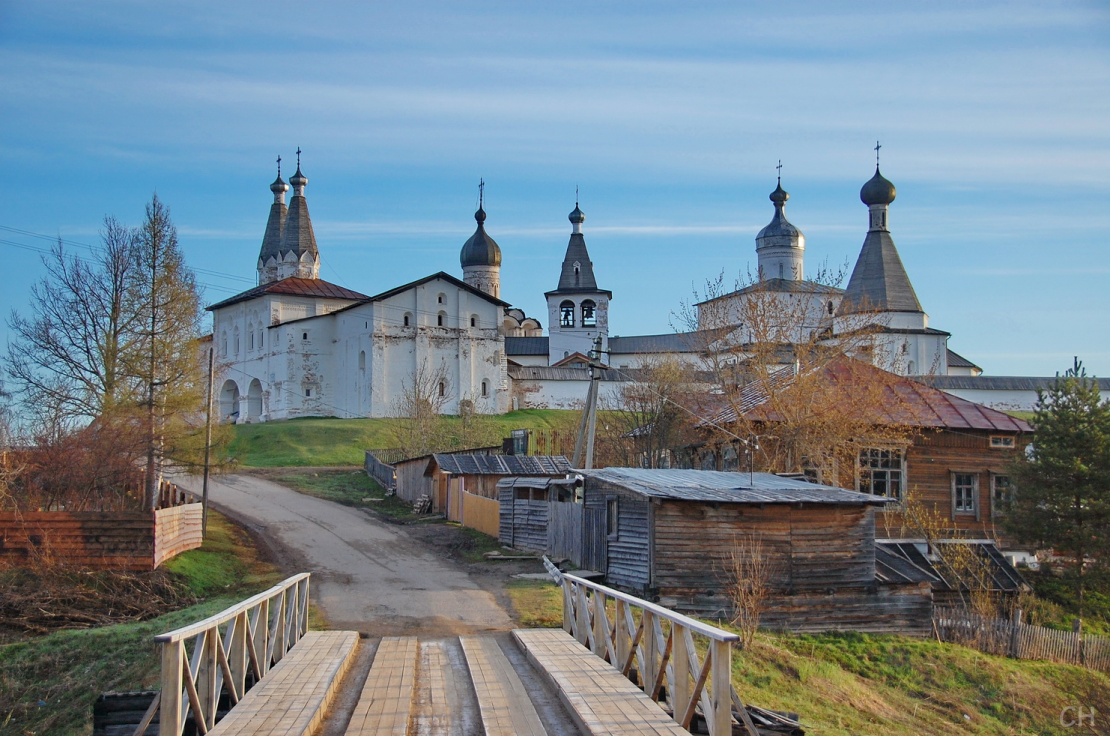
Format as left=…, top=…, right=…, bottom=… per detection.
left=704, top=357, right=1031, bottom=433
left=945, top=349, right=980, bottom=370
left=430, top=454, right=571, bottom=476
left=505, top=336, right=550, bottom=355
left=917, top=375, right=1110, bottom=391
left=876, top=540, right=1026, bottom=592
left=609, top=331, right=708, bottom=354
left=583, top=467, right=890, bottom=505
left=207, top=277, right=369, bottom=311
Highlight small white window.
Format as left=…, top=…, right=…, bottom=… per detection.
left=302, top=331, right=308, bottom=340
left=438, top=381, right=446, bottom=397
left=249, top=330, right=254, bottom=350
left=259, top=330, right=264, bottom=348
left=481, top=380, right=488, bottom=397
left=403, top=313, right=411, bottom=327
left=305, top=388, right=312, bottom=397
left=438, top=293, right=445, bottom=304
left=359, top=350, right=366, bottom=370
left=437, top=312, right=446, bottom=327
left=470, top=315, right=477, bottom=327
left=990, top=436, right=1015, bottom=449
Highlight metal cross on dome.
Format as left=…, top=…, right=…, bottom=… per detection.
left=776, top=159, right=782, bottom=183
left=875, top=141, right=881, bottom=166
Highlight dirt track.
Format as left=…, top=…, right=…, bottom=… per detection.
left=174, top=473, right=515, bottom=636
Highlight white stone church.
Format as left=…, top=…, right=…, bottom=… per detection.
left=209, top=157, right=1004, bottom=423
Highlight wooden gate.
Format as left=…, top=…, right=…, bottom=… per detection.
left=548, top=501, right=583, bottom=565
left=582, top=507, right=607, bottom=572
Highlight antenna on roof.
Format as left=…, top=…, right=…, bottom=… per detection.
left=776, top=159, right=782, bottom=185
left=874, top=140, right=881, bottom=168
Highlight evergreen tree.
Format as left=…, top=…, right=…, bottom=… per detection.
left=1007, top=358, right=1110, bottom=616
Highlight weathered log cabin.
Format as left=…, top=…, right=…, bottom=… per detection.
left=506, top=467, right=933, bottom=634
left=681, top=357, right=1032, bottom=545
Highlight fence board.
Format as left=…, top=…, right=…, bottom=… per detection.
left=934, top=606, right=1110, bottom=672
left=548, top=502, right=583, bottom=564
left=460, top=492, right=500, bottom=538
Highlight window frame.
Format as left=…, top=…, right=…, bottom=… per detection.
left=990, top=473, right=1013, bottom=518
left=606, top=496, right=619, bottom=540
left=857, top=447, right=905, bottom=502
left=990, top=435, right=1015, bottom=449
left=951, top=471, right=980, bottom=518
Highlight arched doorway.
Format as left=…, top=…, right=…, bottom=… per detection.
left=220, top=380, right=241, bottom=422
left=247, top=379, right=263, bottom=420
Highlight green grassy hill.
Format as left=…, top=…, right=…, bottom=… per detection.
left=227, top=409, right=577, bottom=467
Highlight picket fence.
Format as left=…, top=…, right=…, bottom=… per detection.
left=934, top=606, right=1110, bottom=672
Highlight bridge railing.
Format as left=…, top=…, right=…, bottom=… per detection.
left=552, top=564, right=760, bottom=736
left=136, top=573, right=311, bottom=736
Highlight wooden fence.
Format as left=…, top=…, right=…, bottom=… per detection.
left=364, top=451, right=397, bottom=491
left=0, top=503, right=202, bottom=571
left=934, top=606, right=1110, bottom=672
left=140, top=573, right=311, bottom=736
left=459, top=491, right=500, bottom=537
left=551, top=565, right=765, bottom=736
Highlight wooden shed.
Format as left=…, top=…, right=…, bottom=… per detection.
left=568, top=467, right=933, bottom=634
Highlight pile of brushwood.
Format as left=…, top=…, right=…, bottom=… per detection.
left=0, top=561, right=192, bottom=642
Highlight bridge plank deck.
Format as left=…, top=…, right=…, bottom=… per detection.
left=461, top=636, right=547, bottom=736
left=345, top=636, right=418, bottom=736
left=207, top=630, right=359, bottom=736
left=513, top=629, right=687, bottom=736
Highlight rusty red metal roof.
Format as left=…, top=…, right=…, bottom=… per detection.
left=706, top=357, right=1030, bottom=433
left=207, top=277, right=369, bottom=310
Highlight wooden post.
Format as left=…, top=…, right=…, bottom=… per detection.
left=202, top=346, right=214, bottom=539
left=615, top=599, right=630, bottom=674
left=562, top=579, right=573, bottom=634
left=642, top=610, right=657, bottom=695
left=710, top=639, right=732, bottom=736
left=1009, top=608, right=1023, bottom=659
left=160, top=641, right=184, bottom=736
left=592, top=590, right=606, bottom=657
left=1074, top=618, right=1084, bottom=666
left=672, top=623, right=691, bottom=724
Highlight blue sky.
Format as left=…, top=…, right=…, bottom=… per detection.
left=2, top=1, right=1108, bottom=377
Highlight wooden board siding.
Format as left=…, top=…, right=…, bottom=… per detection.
left=651, top=502, right=877, bottom=600
left=459, top=492, right=500, bottom=538
left=153, top=504, right=203, bottom=568
left=499, top=489, right=549, bottom=553
left=881, top=429, right=1024, bottom=538
left=584, top=482, right=651, bottom=592
left=548, top=501, right=583, bottom=563
left=393, top=457, right=435, bottom=506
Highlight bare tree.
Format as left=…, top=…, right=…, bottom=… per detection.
left=598, top=357, right=697, bottom=468
left=6, top=219, right=141, bottom=421
left=675, top=269, right=915, bottom=482
left=391, top=359, right=453, bottom=458
left=726, top=533, right=778, bottom=647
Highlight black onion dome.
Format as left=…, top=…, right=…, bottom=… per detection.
left=270, top=174, right=289, bottom=194
left=769, top=182, right=789, bottom=203
left=289, top=166, right=308, bottom=188
left=861, top=168, right=896, bottom=206
left=569, top=205, right=585, bottom=224
left=460, top=207, right=501, bottom=267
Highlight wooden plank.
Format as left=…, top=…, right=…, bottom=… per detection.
left=460, top=636, right=546, bottom=736
left=346, top=637, right=417, bottom=736
left=207, top=630, right=358, bottom=736
left=513, top=628, right=688, bottom=736
left=410, top=639, right=463, bottom=735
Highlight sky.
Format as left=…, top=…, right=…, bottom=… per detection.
left=1, top=1, right=1108, bottom=378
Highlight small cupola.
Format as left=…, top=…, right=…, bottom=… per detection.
left=755, top=163, right=805, bottom=281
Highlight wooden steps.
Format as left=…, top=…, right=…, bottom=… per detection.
left=207, top=630, right=359, bottom=736
left=513, top=629, right=688, bottom=736
left=461, top=636, right=546, bottom=736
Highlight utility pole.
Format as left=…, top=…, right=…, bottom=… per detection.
left=572, top=336, right=607, bottom=470
left=202, top=346, right=214, bottom=538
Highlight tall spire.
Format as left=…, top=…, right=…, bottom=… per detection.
left=258, top=156, right=292, bottom=284
left=461, top=180, right=502, bottom=298
left=266, top=150, right=319, bottom=282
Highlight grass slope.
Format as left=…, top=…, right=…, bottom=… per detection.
left=0, top=513, right=282, bottom=736
left=228, top=409, right=575, bottom=467
left=505, top=582, right=1110, bottom=736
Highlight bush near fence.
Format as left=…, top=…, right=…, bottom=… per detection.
left=933, top=605, right=1110, bottom=671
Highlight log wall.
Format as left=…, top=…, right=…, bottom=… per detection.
left=0, top=503, right=203, bottom=571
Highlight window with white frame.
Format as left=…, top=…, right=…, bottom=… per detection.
left=990, top=436, right=1015, bottom=449
left=953, top=473, right=978, bottom=515
left=858, top=448, right=904, bottom=500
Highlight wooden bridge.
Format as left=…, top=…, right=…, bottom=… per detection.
left=124, top=572, right=801, bottom=736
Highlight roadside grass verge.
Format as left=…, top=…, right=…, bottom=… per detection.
left=227, top=409, right=576, bottom=467
left=502, top=581, right=1110, bottom=734
left=0, top=511, right=282, bottom=736
left=506, top=579, right=563, bottom=628
left=258, top=468, right=421, bottom=521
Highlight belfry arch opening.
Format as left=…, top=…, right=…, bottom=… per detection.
left=219, top=380, right=241, bottom=422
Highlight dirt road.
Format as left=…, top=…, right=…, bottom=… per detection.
left=175, top=473, right=514, bottom=636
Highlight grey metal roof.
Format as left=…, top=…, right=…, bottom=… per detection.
left=876, top=540, right=1026, bottom=592
left=860, top=167, right=897, bottom=206
left=497, top=476, right=577, bottom=490
left=546, top=230, right=611, bottom=297
left=945, top=349, right=980, bottom=370
left=505, top=336, right=550, bottom=355
left=430, top=454, right=571, bottom=476
left=277, top=188, right=318, bottom=261
left=838, top=229, right=922, bottom=316
left=582, top=467, right=890, bottom=505
left=257, top=200, right=288, bottom=266
left=755, top=185, right=804, bottom=249
left=916, top=375, right=1110, bottom=391
left=609, top=331, right=709, bottom=354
